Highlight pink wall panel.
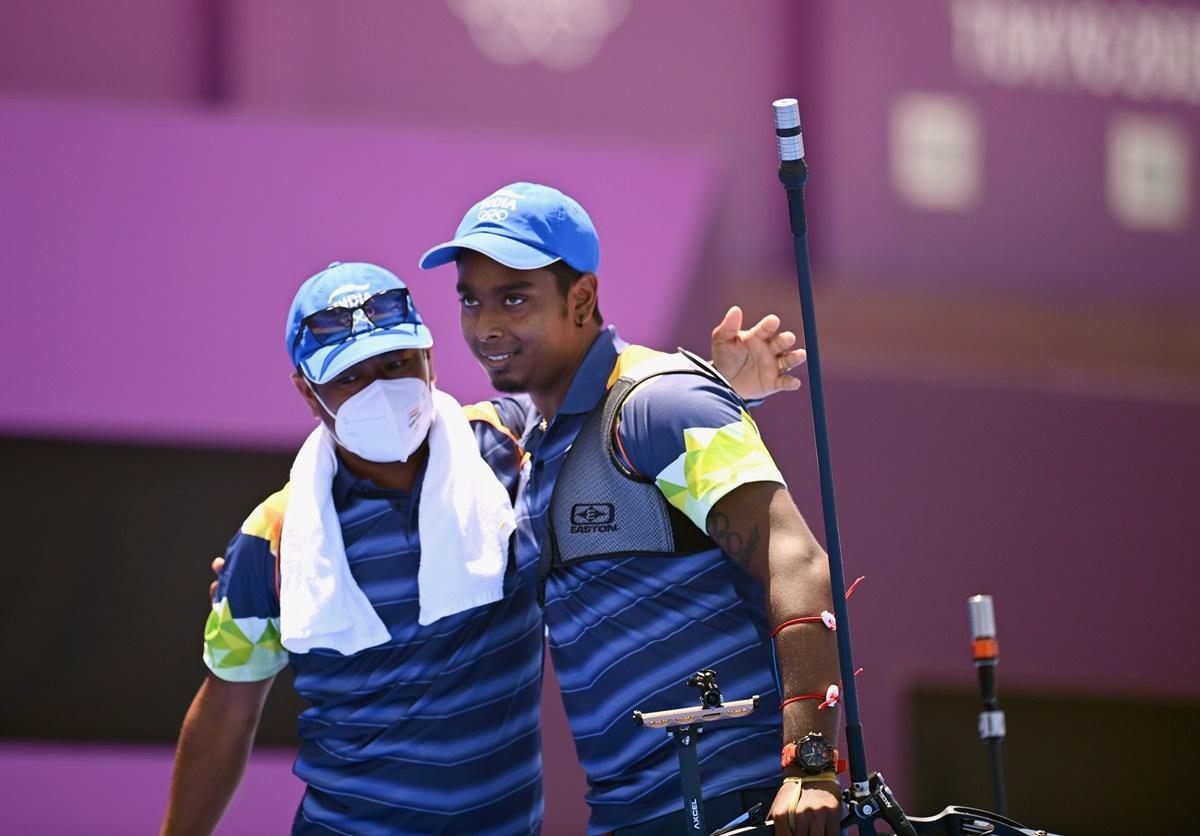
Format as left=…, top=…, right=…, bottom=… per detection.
left=0, top=97, right=718, bottom=448
left=810, top=0, right=1200, bottom=299
left=224, top=0, right=1200, bottom=299
left=0, top=0, right=199, bottom=103
left=0, top=654, right=588, bottom=834
left=752, top=371, right=1200, bottom=793
left=227, top=0, right=804, bottom=272
left=5, top=2, right=1194, bottom=300
left=0, top=743, right=301, bottom=835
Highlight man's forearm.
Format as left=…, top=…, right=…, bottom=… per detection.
left=708, top=484, right=842, bottom=767
left=767, top=540, right=841, bottom=766
left=161, top=674, right=274, bottom=836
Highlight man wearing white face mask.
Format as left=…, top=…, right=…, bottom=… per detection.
left=304, top=364, right=434, bottom=464
left=162, top=262, right=544, bottom=836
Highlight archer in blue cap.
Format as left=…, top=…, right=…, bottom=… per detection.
left=418, top=182, right=840, bottom=835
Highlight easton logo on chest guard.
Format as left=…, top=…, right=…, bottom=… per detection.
left=570, top=503, right=617, bottom=533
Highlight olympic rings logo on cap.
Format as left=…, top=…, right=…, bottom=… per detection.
left=477, top=208, right=509, bottom=222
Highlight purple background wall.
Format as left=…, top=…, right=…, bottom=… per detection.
left=0, top=98, right=717, bottom=447
left=3, top=1, right=1197, bottom=291
left=225, top=0, right=805, bottom=273
left=0, top=744, right=302, bottom=835
left=0, top=0, right=200, bottom=102
left=217, top=0, right=1200, bottom=299
left=750, top=371, right=1200, bottom=804
left=2, top=1, right=1198, bottom=832
left=812, top=0, right=1200, bottom=299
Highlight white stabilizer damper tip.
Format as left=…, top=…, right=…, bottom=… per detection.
left=772, top=98, right=805, bottom=162
left=968, top=594, right=996, bottom=640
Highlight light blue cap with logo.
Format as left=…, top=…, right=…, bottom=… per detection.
left=418, top=182, right=600, bottom=274
left=285, top=261, right=433, bottom=384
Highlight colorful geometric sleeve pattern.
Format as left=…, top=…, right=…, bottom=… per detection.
left=653, top=408, right=785, bottom=532
left=202, top=485, right=291, bottom=683
left=463, top=400, right=521, bottom=448
left=203, top=599, right=288, bottom=682
left=605, top=345, right=668, bottom=389
left=613, top=362, right=787, bottom=534
left=239, top=483, right=289, bottom=558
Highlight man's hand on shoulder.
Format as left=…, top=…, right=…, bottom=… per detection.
left=209, top=556, right=225, bottom=602
left=710, top=306, right=806, bottom=401
left=770, top=779, right=841, bottom=836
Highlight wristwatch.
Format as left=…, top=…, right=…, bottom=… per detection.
left=781, top=732, right=836, bottom=775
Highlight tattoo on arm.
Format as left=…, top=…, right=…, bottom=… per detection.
left=707, top=511, right=761, bottom=571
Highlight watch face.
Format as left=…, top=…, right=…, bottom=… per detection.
left=798, top=735, right=833, bottom=771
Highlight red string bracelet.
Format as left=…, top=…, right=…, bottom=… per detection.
left=779, top=668, right=863, bottom=710
left=771, top=576, right=866, bottom=638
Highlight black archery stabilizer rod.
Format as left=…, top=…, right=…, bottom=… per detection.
left=770, top=99, right=1060, bottom=836
left=771, top=98, right=873, bottom=801
left=773, top=98, right=925, bottom=836
left=969, top=594, right=1008, bottom=816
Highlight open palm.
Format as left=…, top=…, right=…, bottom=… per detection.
left=711, top=306, right=806, bottom=401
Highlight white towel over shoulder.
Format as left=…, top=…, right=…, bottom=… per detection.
left=279, top=387, right=516, bottom=655
left=416, top=389, right=516, bottom=624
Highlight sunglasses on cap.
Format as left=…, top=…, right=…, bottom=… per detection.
left=299, top=288, right=414, bottom=347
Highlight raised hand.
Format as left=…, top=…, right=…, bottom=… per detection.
left=710, top=306, right=806, bottom=401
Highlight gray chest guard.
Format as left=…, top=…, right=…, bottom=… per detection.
left=538, top=349, right=734, bottom=600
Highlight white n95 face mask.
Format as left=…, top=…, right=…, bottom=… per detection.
left=322, top=377, right=434, bottom=463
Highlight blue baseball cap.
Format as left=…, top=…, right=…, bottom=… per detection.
left=285, top=262, right=433, bottom=384
left=418, top=182, right=600, bottom=274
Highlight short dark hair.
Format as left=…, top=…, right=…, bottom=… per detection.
left=547, top=260, right=602, bottom=325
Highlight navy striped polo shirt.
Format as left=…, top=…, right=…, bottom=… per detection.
left=514, top=328, right=787, bottom=835
left=204, top=409, right=545, bottom=835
